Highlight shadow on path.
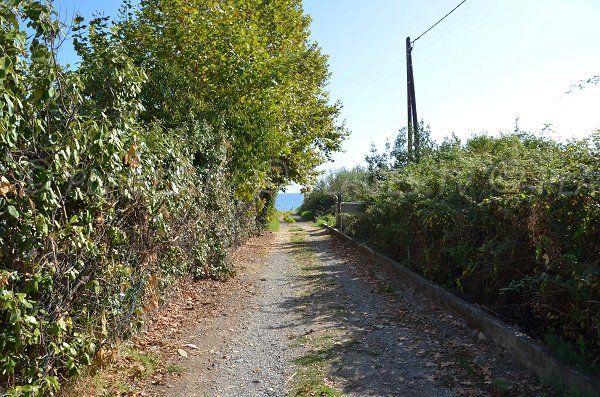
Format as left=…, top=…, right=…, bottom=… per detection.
left=274, top=222, right=457, bottom=397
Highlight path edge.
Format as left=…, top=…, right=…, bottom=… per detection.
left=322, top=224, right=600, bottom=395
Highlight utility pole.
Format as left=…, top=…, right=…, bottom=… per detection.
left=405, top=0, right=468, bottom=162
left=406, top=37, right=413, bottom=162
left=406, top=36, right=419, bottom=162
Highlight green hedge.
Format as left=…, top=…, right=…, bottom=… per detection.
left=300, top=210, right=314, bottom=220
left=346, top=133, right=600, bottom=372
left=297, top=190, right=336, bottom=216
left=0, top=1, right=343, bottom=395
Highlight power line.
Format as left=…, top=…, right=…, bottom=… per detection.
left=411, top=0, right=468, bottom=45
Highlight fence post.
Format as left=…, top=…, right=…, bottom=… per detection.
left=335, top=192, right=342, bottom=229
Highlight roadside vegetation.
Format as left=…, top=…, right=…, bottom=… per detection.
left=300, top=126, right=600, bottom=375
left=60, top=343, right=165, bottom=397
left=0, top=1, right=345, bottom=395
left=283, top=212, right=297, bottom=224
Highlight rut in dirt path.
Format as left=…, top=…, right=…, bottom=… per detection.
left=148, top=221, right=549, bottom=397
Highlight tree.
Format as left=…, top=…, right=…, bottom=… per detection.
left=365, top=121, right=436, bottom=182
left=117, top=0, right=347, bottom=197
left=568, top=75, right=600, bottom=93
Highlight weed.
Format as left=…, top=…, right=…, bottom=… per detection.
left=60, top=344, right=161, bottom=397
left=268, top=215, right=281, bottom=232
left=165, top=363, right=187, bottom=374
left=283, top=212, right=297, bottom=223
left=315, top=214, right=336, bottom=227
left=123, top=348, right=160, bottom=380
left=491, top=377, right=510, bottom=396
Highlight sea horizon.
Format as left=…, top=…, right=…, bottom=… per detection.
left=275, top=192, right=304, bottom=212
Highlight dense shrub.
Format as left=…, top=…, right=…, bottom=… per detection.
left=297, top=191, right=336, bottom=216
left=298, top=166, right=368, bottom=216
left=345, top=132, right=600, bottom=371
left=300, top=210, right=314, bottom=220
left=0, top=1, right=344, bottom=395
left=283, top=212, right=297, bottom=224
left=315, top=214, right=336, bottom=227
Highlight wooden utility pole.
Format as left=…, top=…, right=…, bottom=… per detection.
left=406, top=36, right=419, bottom=162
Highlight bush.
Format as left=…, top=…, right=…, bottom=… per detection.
left=283, top=212, right=296, bottom=223
left=297, top=190, right=336, bottom=216
left=346, top=132, right=600, bottom=372
left=315, top=214, right=336, bottom=227
left=0, top=1, right=345, bottom=394
left=300, top=210, right=314, bottom=220
left=298, top=166, right=369, bottom=217
left=0, top=8, right=263, bottom=392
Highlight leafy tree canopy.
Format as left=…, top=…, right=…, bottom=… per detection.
left=117, top=0, right=348, bottom=197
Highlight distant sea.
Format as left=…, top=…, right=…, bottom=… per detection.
left=275, top=192, right=304, bottom=212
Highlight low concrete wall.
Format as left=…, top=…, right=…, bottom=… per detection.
left=323, top=225, right=600, bottom=395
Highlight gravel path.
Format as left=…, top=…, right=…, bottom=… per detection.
left=145, top=221, right=549, bottom=397
left=148, top=223, right=304, bottom=397
left=194, top=228, right=302, bottom=396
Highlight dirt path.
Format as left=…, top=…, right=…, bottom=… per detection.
left=141, top=221, right=550, bottom=397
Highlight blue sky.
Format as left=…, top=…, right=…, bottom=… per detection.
left=301, top=0, right=600, bottom=169
left=53, top=0, right=124, bottom=67
left=54, top=1, right=600, bottom=191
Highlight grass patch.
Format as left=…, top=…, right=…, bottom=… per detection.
left=268, top=214, right=281, bottom=232
left=315, top=214, right=336, bottom=227
left=283, top=211, right=297, bottom=223
left=288, top=228, right=343, bottom=397
left=543, top=333, right=599, bottom=375
left=541, top=382, right=600, bottom=397
left=290, top=229, right=319, bottom=276
left=290, top=335, right=342, bottom=397
left=123, top=347, right=160, bottom=380
left=165, top=363, right=187, bottom=374
left=290, top=331, right=343, bottom=397
left=490, top=377, right=511, bottom=396
left=290, top=368, right=341, bottom=397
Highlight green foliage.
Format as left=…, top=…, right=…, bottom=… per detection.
left=0, top=0, right=344, bottom=394
left=346, top=131, right=600, bottom=372
left=300, top=210, right=314, bottom=220
left=298, top=166, right=368, bottom=216
left=315, top=215, right=336, bottom=227
left=283, top=212, right=297, bottom=224
left=298, top=190, right=336, bottom=216
left=268, top=213, right=281, bottom=233
left=316, top=166, right=369, bottom=200
left=544, top=332, right=599, bottom=374
left=365, top=121, right=437, bottom=181
left=118, top=0, right=348, bottom=197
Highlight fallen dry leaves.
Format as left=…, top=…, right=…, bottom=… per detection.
left=60, top=232, right=275, bottom=397
left=327, top=235, right=554, bottom=397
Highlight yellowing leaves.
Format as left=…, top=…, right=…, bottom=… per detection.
left=124, top=143, right=140, bottom=169
left=181, top=5, right=199, bottom=15
left=0, top=176, right=16, bottom=196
